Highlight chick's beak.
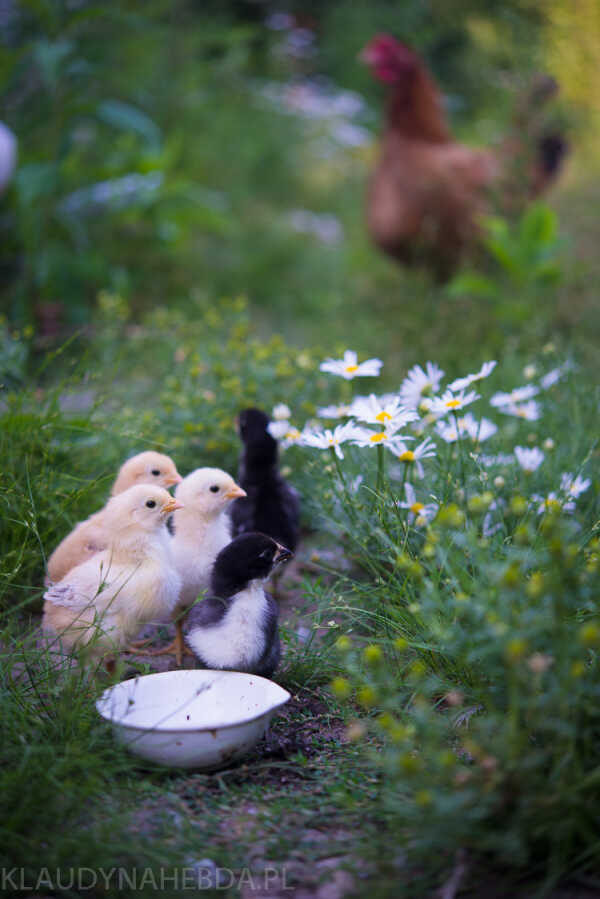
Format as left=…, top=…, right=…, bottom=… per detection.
left=161, top=498, right=185, bottom=516
left=165, top=473, right=183, bottom=486
left=274, top=544, right=293, bottom=564
left=224, top=485, right=247, bottom=500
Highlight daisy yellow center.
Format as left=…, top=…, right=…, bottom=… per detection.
left=399, top=450, right=415, bottom=462
left=545, top=498, right=560, bottom=509
left=517, top=408, right=528, bottom=418
left=445, top=399, right=461, bottom=409
left=410, top=502, right=425, bottom=514
left=370, top=432, right=387, bottom=443
left=345, top=365, right=359, bottom=373
left=375, top=411, right=391, bottom=422
left=286, top=430, right=300, bottom=440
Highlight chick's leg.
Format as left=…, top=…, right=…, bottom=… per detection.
left=136, top=619, right=193, bottom=665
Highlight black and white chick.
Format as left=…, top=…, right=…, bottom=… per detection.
left=231, top=408, right=300, bottom=554
left=183, top=533, right=292, bottom=679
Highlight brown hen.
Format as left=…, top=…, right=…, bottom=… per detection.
left=362, top=35, right=567, bottom=278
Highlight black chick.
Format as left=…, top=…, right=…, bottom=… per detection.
left=183, top=532, right=292, bottom=678
left=231, top=408, right=300, bottom=554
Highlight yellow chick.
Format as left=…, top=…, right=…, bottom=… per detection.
left=42, top=485, right=183, bottom=666
left=47, top=451, right=182, bottom=584
left=149, top=467, right=246, bottom=665
left=110, top=450, right=182, bottom=496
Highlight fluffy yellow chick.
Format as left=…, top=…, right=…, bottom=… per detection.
left=42, top=485, right=183, bottom=666
left=149, top=467, right=246, bottom=664
left=46, top=451, right=182, bottom=584
left=110, top=450, right=182, bottom=496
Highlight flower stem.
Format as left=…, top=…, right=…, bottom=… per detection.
left=329, top=446, right=357, bottom=522
left=376, top=444, right=385, bottom=495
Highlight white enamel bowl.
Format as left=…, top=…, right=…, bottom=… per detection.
left=96, top=669, right=290, bottom=769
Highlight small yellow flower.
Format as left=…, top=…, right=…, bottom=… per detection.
left=579, top=622, right=600, bottom=648
left=510, top=495, right=528, bottom=516
left=409, top=660, right=427, bottom=679
left=363, top=645, right=383, bottom=665
left=330, top=677, right=352, bottom=699
left=335, top=636, right=352, bottom=652
left=398, top=752, right=421, bottom=774
left=505, top=638, right=528, bottom=662
left=526, top=572, right=545, bottom=599
left=393, top=637, right=408, bottom=652
left=502, top=562, right=521, bottom=588
left=357, top=686, right=377, bottom=707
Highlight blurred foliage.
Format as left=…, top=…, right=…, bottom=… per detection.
left=448, top=204, right=563, bottom=323
left=1, top=0, right=595, bottom=368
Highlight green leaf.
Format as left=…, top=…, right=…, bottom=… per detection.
left=97, top=100, right=162, bottom=150
left=520, top=203, right=557, bottom=247
left=447, top=272, right=497, bottom=298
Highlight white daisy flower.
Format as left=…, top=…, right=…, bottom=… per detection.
left=398, top=482, right=438, bottom=525
left=540, top=362, right=573, bottom=390
left=479, top=453, right=516, bottom=468
left=435, top=419, right=461, bottom=443
left=389, top=437, right=436, bottom=479
left=436, top=412, right=497, bottom=443
left=499, top=400, right=541, bottom=421
left=268, top=419, right=291, bottom=439
left=272, top=403, right=292, bottom=421
left=349, top=393, right=418, bottom=432
left=268, top=420, right=307, bottom=449
left=514, top=446, right=544, bottom=474
left=429, top=389, right=480, bottom=417
left=302, top=421, right=369, bottom=460
left=560, top=473, right=591, bottom=499
left=540, top=368, right=561, bottom=389
left=447, top=360, right=497, bottom=392
left=320, top=350, right=383, bottom=380
left=352, top=428, right=412, bottom=451
left=483, top=498, right=505, bottom=537
left=490, top=385, right=539, bottom=407
left=533, top=493, right=575, bottom=516
left=317, top=403, right=353, bottom=419
left=467, top=415, right=497, bottom=442
left=399, top=362, right=444, bottom=410
left=523, top=364, right=537, bottom=380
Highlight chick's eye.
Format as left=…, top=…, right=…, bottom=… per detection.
left=210, top=485, right=219, bottom=493
left=151, top=469, right=161, bottom=476
left=146, top=500, right=157, bottom=508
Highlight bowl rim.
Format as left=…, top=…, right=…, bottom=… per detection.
left=95, top=668, right=291, bottom=734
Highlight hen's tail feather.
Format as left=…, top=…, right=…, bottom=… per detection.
left=538, top=133, right=568, bottom=179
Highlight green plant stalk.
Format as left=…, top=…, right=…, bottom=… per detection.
left=376, top=444, right=385, bottom=495
left=328, top=446, right=357, bottom=523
